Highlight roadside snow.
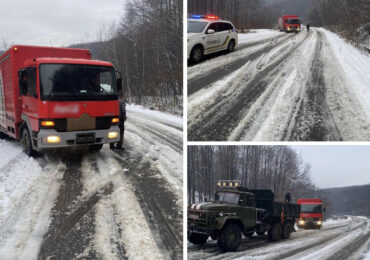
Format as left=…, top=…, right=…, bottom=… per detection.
left=319, top=28, right=370, bottom=119
left=238, top=29, right=283, bottom=44
left=0, top=140, right=64, bottom=259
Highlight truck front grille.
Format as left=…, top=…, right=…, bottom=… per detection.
left=51, top=117, right=113, bottom=132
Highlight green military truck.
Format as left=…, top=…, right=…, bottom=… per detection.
left=188, top=181, right=300, bottom=252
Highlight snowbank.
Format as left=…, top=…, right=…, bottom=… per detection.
left=238, top=29, right=283, bottom=44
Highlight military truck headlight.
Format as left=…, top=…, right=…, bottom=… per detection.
left=298, top=219, right=305, bottom=225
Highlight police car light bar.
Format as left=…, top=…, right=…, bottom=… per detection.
left=217, top=180, right=241, bottom=187
left=190, top=14, right=220, bottom=20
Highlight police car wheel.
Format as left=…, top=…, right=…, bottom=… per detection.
left=191, top=46, right=203, bottom=63
left=227, top=40, right=235, bottom=52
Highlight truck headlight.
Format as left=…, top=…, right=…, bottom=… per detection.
left=298, top=220, right=305, bottom=225
left=108, top=131, right=118, bottom=139
left=317, top=220, right=322, bottom=225
left=46, top=135, right=61, bottom=143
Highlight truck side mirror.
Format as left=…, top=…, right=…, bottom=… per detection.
left=117, top=78, right=122, bottom=94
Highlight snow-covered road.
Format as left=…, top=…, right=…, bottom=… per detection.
left=0, top=105, right=183, bottom=259
left=188, top=216, right=370, bottom=260
left=188, top=28, right=370, bottom=141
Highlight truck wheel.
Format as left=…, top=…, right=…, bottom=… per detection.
left=188, top=233, right=208, bottom=245
left=21, top=128, right=36, bottom=157
left=227, top=40, right=235, bottom=53
left=257, top=231, right=265, bottom=236
left=282, top=223, right=293, bottom=239
left=217, top=223, right=242, bottom=252
left=268, top=223, right=282, bottom=242
left=89, top=144, right=104, bottom=151
left=190, top=46, right=203, bottom=64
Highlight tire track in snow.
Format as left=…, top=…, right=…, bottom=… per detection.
left=188, top=34, right=294, bottom=95
left=188, top=218, right=360, bottom=260
left=188, top=32, right=310, bottom=141
left=283, top=30, right=342, bottom=141
left=107, top=148, right=183, bottom=259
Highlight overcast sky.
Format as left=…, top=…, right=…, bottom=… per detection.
left=0, top=0, right=125, bottom=47
left=293, top=146, right=370, bottom=189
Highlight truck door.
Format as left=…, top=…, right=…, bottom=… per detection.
left=204, top=22, right=220, bottom=50
left=20, top=68, right=39, bottom=131
left=239, top=194, right=257, bottom=230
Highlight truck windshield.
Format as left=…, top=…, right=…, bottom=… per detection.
left=286, top=19, right=300, bottom=24
left=188, top=21, right=208, bottom=33
left=216, top=192, right=240, bottom=205
left=301, top=204, right=322, bottom=213
left=39, top=64, right=117, bottom=101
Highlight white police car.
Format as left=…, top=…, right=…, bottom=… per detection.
left=188, top=15, right=238, bottom=63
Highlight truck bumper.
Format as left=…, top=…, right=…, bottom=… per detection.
left=188, top=227, right=215, bottom=236
left=36, top=126, right=120, bottom=149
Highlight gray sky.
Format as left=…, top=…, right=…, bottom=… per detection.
left=0, top=0, right=125, bottom=47
left=293, top=146, right=370, bottom=189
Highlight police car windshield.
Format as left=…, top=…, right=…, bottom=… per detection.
left=301, top=204, right=322, bottom=213
left=188, top=21, right=208, bottom=33
left=216, top=192, right=240, bottom=205
left=286, top=19, right=300, bottom=24
left=40, top=64, right=117, bottom=101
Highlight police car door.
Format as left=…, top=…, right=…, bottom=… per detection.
left=204, top=22, right=220, bottom=50
left=218, top=22, right=232, bottom=50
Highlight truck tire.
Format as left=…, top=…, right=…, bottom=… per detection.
left=190, top=45, right=203, bottom=64
left=244, top=231, right=254, bottom=238
left=282, top=223, right=293, bottom=239
left=227, top=40, right=235, bottom=53
left=217, top=223, right=242, bottom=252
left=89, top=144, right=104, bottom=151
left=188, top=233, right=208, bottom=245
left=257, top=231, right=265, bottom=236
left=268, top=223, right=282, bottom=242
left=21, top=128, right=36, bottom=157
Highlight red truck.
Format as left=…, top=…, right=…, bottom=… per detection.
left=278, top=15, right=301, bottom=33
left=297, top=198, right=325, bottom=229
left=0, top=45, right=122, bottom=155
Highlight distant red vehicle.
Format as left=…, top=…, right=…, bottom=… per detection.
left=297, top=198, right=324, bottom=229
left=278, top=15, right=301, bottom=33
left=0, top=45, right=122, bottom=155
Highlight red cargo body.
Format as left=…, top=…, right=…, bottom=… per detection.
left=278, top=15, right=301, bottom=32
left=0, top=45, right=120, bottom=153
left=297, top=198, right=324, bottom=229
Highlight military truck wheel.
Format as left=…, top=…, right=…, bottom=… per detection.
left=188, top=233, right=208, bottom=245
left=21, top=128, right=36, bottom=157
left=268, top=223, right=282, bottom=242
left=90, top=144, right=104, bottom=151
left=217, top=223, right=242, bottom=252
left=282, top=223, right=293, bottom=239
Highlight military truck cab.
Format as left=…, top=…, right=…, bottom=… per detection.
left=188, top=181, right=300, bottom=252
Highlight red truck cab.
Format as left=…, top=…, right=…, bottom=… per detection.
left=0, top=45, right=121, bottom=155
left=278, top=15, right=301, bottom=33
left=297, top=198, right=324, bottom=229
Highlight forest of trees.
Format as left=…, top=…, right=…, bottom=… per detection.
left=71, top=0, right=183, bottom=114
left=188, top=0, right=369, bottom=50
left=187, top=146, right=321, bottom=204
